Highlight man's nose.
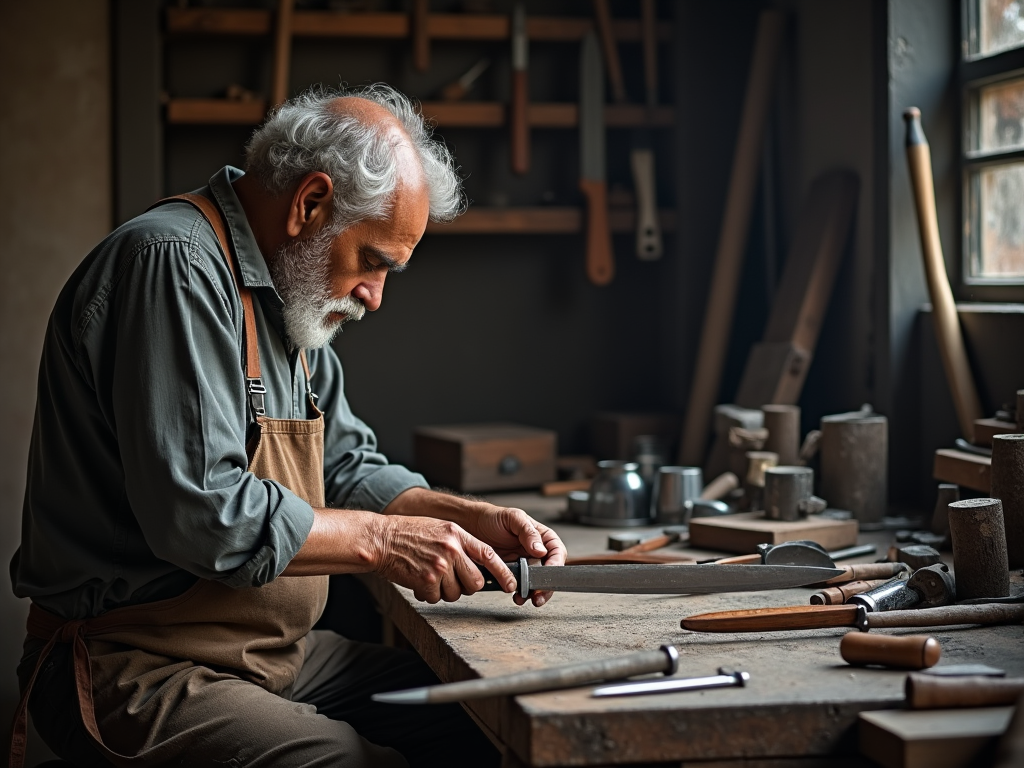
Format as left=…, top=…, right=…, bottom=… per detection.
left=351, top=277, right=384, bottom=312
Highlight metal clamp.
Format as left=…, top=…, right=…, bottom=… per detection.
left=247, top=378, right=267, bottom=416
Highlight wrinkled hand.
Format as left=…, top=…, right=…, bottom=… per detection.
left=464, top=505, right=567, bottom=607
left=371, top=515, right=517, bottom=604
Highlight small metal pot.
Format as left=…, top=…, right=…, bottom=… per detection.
left=579, top=461, right=649, bottom=527
left=651, top=466, right=703, bottom=524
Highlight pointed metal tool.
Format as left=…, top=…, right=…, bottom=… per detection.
left=592, top=667, right=750, bottom=698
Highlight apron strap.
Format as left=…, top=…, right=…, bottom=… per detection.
left=149, top=194, right=267, bottom=418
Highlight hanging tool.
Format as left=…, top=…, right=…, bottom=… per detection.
left=372, top=645, right=679, bottom=703
left=678, top=9, right=785, bottom=465
left=579, top=30, right=614, bottom=285
left=477, top=558, right=842, bottom=599
left=439, top=57, right=491, bottom=101
left=630, top=0, right=663, bottom=259
left=840, top=633, right=941, bottom=671
left=681, top=602, right=1024, bottom=634
left=510, top=2, right=529, bottom=174
left=592, top=668, right=750, bottom=698
left=903, top=107, right=983, bottom=438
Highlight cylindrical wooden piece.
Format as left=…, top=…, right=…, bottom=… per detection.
left=906, top=674, right=1024, bottom=710
left=931, top=483, right=959, bottom=536
left=820, top=413, right=888, bottom=523
left=991, top=434, right=1024, bottom=569
left=764, top=466, right=814, bottom=521
left=824, top=562, right=908, bottom=585
left=948, top=498, right=1010, bottom=600
left=810, top=578, right=891, bottom=605
left=700, top=472, right=739, bottom=501
left=903, top=108, right=983, bottom=438
left=678, top=10, right=785, bottom=465
left=762, top=405, right=801, bottom=466
left=840, top=633, right=941, bottom=670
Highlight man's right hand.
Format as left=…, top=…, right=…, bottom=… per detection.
left=371, top=515, right=517, bottom=604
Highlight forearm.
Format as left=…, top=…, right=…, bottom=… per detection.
left=281, top=508, right=384, bottom=576
left=383, top=486, right=484, bottom=530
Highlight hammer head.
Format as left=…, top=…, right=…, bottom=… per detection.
left=907, top=563, right=956, bottom=607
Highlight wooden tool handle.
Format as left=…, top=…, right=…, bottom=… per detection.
left=906, top=674, right=1024, bottom=710
left=630, top=148, right=662, bottom=259
left=681, top=604, right=858, bottom=633
left=867, top=603, right=1024, bottom=629
left=621, top=534, right=672, bottom=554
left=811, top=579, right=891, bottom=605
left=510, top=70, right=529, bottom=175
left=840, top=633, right=941, bottom=670
left=591, top=0, right=626, bottom=103
left=700, top=472, right=739, bottom=501
left=579, top=178, right=615, bottom=285
left=713, top=554, right=763, bottom=565
left=902, top=108, right=982, bottom=438
left=823, top=562, right=907, bottom=585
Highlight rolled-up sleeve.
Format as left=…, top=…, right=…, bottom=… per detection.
left=312, top=346, right=428, bottom=512
left=110, top=238, right=314, bottom=587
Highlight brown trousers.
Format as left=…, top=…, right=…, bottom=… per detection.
left=19, top=629, right=498, bottom=768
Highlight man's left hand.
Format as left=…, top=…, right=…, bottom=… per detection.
left=384, top=488, right=567, bottom=606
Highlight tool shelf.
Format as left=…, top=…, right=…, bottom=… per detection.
left=424, top=206, right=675, bottom=235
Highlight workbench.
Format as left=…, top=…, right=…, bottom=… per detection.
left=357, top=493, right=1024, bottom=767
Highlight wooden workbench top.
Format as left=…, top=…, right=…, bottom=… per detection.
left=358, top=492, right=1024, bottom=766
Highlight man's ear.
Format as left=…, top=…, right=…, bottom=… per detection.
left=286, top=172, right=333, bottom=238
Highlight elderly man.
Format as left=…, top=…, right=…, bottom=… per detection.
left=11, top=85, right=565, bottom=768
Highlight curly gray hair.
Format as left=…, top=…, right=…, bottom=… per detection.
left=244, top=84, right=465, bottom=231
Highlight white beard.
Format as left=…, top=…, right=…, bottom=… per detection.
left=267, top=228, right=366, bottom=350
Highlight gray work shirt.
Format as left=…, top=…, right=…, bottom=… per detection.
left=11, top=166, right=428, bottom=620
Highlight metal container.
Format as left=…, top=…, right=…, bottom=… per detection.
left=651, top=466, right=703, bottom=524
left=632, top=435, right=666, bottom=513
left=580, top=461, right=649, bottom=527
left=763, top=466, right=814, bottom=521
left=565, top=490, right=590, bottom=522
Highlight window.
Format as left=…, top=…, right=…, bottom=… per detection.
left=962, top=0, right=1024, bottom=287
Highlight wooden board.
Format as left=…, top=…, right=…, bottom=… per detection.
left=688, top=511, right=858, bottom=553
left=859, top=708, right=1013, bottom=768
left=933, top=448, right=991, bottom=493
left=973, top=418, right=1018, bottom=447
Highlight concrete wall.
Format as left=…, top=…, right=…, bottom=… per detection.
left=0, top=1, right=111, bottom=758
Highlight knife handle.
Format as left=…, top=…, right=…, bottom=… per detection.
left=681, top=604, right=859, bottom=633
left=510, top=70, right=529, bottom=175
left=476, top=559, right=527, bottom=598
left=579, top=178, right=615, bottom=285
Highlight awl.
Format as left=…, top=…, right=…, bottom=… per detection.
left=373, top=645, right=679, bottom=704
left=480, top=558, right=843, bottom=599
left=592, top=667, right=750, bottom=698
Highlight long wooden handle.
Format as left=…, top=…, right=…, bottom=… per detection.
left=823, top=562, right=908, bottom=585
left=840, top=633, right=941, bottom=670
left=700, top=472, right=739, bottom=500
left=903, top=108, right=983, bottom=438
left=682, top=604, right=858, bottom=632
left=906, top=674, right=1024, bottom=709
left=580, top=178, right=614, bottom=285
left=867, top=603, right=1024, bottom=629
left=811, top=578, right=892, bottom=605
left=510, top=70, right=529, bottom=174
left=679, top=10, right=785, bottom=465
left=713, top=554, right=763, bottom=565
left=591, top=0, right=627, bottom=103
left=270, top=0, right=295, bottom=108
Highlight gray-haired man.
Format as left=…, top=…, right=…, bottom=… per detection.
left=11, top=85, right=565, bottom=768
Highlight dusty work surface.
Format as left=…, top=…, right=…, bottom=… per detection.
left=358, top=493, right=1024, bottom=766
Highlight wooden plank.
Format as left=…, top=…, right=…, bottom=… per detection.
left=973, top=417, right=1018, bottom=447
left=424, top=207, right=675, bottom=235
left=933, top=448, right=991, bottom=493
left=165, top=98, right=267, bottom=124
left=166, top=8, right=672, bottom=41
left=734, top=170, right=860, bottom=408
left=858, top=708, right=1013, bottom=768
left=688, top=511, right=859, bottom=554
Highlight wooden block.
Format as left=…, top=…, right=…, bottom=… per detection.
left=165, top=98, right=267, bottom=124
left=414, top=423, right=556, bottom=492
left=687, top=511, right=858, bottom=554
left=859, top=707, right=1013, bottom=768
left=933, top=449, right=991, bottom=493
left=973, top=418, right=1018, bottom=447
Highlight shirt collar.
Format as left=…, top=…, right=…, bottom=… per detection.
left=207, top=166, right=276, bottom=291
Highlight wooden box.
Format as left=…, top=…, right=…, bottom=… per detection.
left=414, top=423, right=556, bottom=492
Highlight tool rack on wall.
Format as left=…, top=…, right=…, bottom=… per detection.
left=161, top=2, right=675, bottom=237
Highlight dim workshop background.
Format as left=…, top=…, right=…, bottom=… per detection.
left=2, top=0, right=1024, bottom=767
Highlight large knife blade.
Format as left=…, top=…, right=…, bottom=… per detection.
left=479, top=558, right=843, bottom=599
left=579, top=30, right=614, bottom=285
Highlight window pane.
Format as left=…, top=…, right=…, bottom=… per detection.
left=978, top=0, right=1024, bottom=56
left=978, top=77, right=1024, bottom=152
left=972, top=162, right=1024, bottom=278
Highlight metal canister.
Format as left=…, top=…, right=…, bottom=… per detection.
left=651, top=466, right=703, bottom=524
left=580, top=461, right=649, bottom=527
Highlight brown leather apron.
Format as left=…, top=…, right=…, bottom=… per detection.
left=10, top=194, right=329, bottom=768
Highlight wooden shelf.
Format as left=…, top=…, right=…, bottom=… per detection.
left=166, top=8, right=672, bottom=42
left=425, top=207, right=675, bottom=235
left=165, top=98, right=673, bottom=128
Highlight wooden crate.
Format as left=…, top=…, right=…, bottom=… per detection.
left=414, top=423, right=556, bottom=492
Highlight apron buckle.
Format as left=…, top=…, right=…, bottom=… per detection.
left=247, top=378, right=267, bottom=416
